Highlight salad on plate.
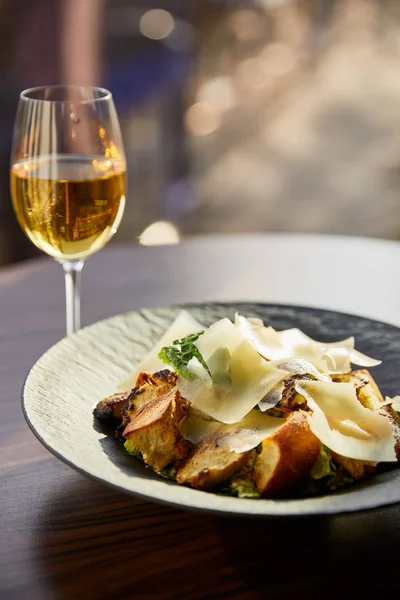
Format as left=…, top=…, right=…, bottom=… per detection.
left=93, top=311, right=400, bottom=499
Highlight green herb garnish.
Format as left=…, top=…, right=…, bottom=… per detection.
left=158, top=331, right=208, bottom=379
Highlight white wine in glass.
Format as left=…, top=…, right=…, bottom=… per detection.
left=10, top=86, right=127, bottom=335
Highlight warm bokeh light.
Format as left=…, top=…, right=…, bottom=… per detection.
left=184, top=102, right=222, bottom=136
left=229, top=9, right=265, bottom=41
left=235, top=58, right=271, bottom=92
left=261, top=43, right=296, bottom=77
left=1, top=0, right=399, bottom=267
left=197, top=77, right=236, bottom=112
left=258, top=0, right=291, bottom=9
left=163, top=19, right=194, bottom=51
left=139, top=9, right=174, bottom=40
left=139, top=221, right=180, bottom=246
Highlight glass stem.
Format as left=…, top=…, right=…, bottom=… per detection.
left=62, top=260, right=84, bottom=336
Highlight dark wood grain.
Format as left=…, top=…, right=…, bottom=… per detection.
left=1, top=235, right=400, bottom=600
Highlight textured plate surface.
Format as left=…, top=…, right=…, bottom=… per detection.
left=23, top=303, right=400, bottom=516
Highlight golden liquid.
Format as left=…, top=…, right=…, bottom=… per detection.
left=10, top=155, right=126, bottom=260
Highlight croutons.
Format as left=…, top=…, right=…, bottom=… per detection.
left=176, top=429, right=251, bottom=490
left=95, top=361, right=399, bottom=497
left=332, top=369, right=384, bottom=410
left=275, top=375, right=313, bottom=415
left=333, top=368, right=400, bottom=462
left=93, top=390, right=133, bottom=423
left=330, top=452, right=377, bottom=480
left=377, top=404, right=400, bottom=461
left=123, top=389, right=189, bottom=472
left=135, top=369, right=177, bottom=389
left=253, top=411, right=321, bottom=496
left=93, top=369, right=177, bottom=426
left=121, top=369, right=177, bottom=427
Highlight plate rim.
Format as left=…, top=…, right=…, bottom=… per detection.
left=22, top=301, right=400, bottom=517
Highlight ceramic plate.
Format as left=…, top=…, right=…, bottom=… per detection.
left=22, top=303, right=400, bottom=516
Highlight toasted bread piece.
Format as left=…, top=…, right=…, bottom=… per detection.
left=377, top=404, right=400, bottom=461
left=330, top=370, right=379, bottom=478
left=332, top=368, right=400, bottom=465
left=123, top=389, right=189, bottom=472
left=176, top=430, right=251, bottom=490
left=135, top=369, right=177, bottom=388
left=330, top=452, right=377, bottom=480
left=254, top=411, right=321, bottom=496
left=332, top=369, right=384, bottom=410
left=94, top=369, right=177, bottom=427
left=93, top=390, right=132, bottom=422
left=275, top=375, right=315, bottom=416
left=121, top=369, right=177, bottom=428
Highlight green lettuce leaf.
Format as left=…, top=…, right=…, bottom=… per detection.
left=124, top=439, right=142, bottom=458
left=310, top=445, right=335, bottom=480
left=305, top=445, right=354, bottom=494
left=220, top=450, right=260, bottom=498
left=230, top=478, right=260, bottom=499
left=158, top=331, right=208, bottom=379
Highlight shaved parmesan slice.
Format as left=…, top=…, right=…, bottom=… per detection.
left=207, top=347, right=231, bottom=386
left=179, top=414, right=221, bottom=445
left=294, top=380, right=396, bottom=462
left=235, top=315, right=331, bottom=370
left=187, top=357, right=213, bottom=387
left=349, top=349, right=382, bottom=368
left=257, top=358, right=330, bottom=412
left=322, top=347, right=351, bottom=374
left=279, top=328, right=354, bottom=350
left=195, top=318, right=244, bottom=362
left=235, top=314, right=381, bottom=373
left=178, top=361, right=286, bottom=423
left=269, top=358, right=331, bottom=381
left=386, top=396, right=400, bottom=412
left=234, top=314, right=291, bottom=360
left=178, top=331, right=287, bottom=423
left=290, top=344, right=332, bottom=372
left=281, top=331, right=379, bottom=367
left=180, top=410, right=285, bottom=453
left=118, top=310, right=204, bottom=390
left=185, top=405, right=219, bottom=423
left=333, top=419, right=375, bottom=441
left=219, top=411, right=286, bottom=453
left=259, top=384, right=285, bottom=411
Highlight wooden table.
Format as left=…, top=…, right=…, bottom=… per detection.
left=1, top=234, right=400, bottom=600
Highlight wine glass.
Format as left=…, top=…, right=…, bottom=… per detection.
left=10, top=85, right=126, bottom=336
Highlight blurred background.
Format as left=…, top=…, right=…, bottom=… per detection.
left=1, top=0, right=400, bottom=266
